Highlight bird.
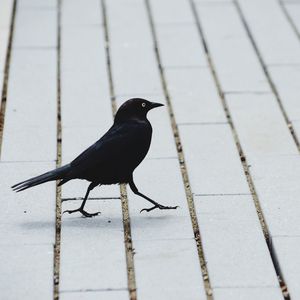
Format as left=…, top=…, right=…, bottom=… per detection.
left=12, top=98, right=178, bottom=217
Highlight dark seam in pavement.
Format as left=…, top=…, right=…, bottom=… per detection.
left=54, top=0, right=62, bottom=299
left=192, top=0, right=290, bottom=298
left=101, top=1, right=137, bottom=299
left=145, top=0, right=214, bottom=298
left=0, top=0, right=17, bottom=159
left=234, top=0, right=300, bottom=153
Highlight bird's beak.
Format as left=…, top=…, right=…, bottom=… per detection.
left=150, top=102, right=164, bottom=109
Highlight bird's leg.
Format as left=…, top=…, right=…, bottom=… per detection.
left=63, top=182, right=100, bottom=217
left=129, top=180, right=178, bottom=213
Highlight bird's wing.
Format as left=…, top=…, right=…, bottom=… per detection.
left=68, top=121, right=150, bottom=178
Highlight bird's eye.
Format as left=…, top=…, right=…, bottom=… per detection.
left=142, top=102, right=146, bottom=108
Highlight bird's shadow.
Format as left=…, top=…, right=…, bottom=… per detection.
left=20, top=213, right=178, bottom=232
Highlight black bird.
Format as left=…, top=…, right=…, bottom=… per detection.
left=12, top=98, right=178, bottom=217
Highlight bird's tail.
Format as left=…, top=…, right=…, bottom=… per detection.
left=11, top=164, right=71, bottom=192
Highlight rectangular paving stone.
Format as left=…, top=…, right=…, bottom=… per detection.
left=127, top=158, right=194, bottom=241
left=213, top=287, right=283, bottom=300
left=134, top=239, right=206, bottom=300
left=0, top=29, right=9, bottom=72
left=150, top=0, right=195, bottom=24
left=126, top=150, right=205, bottom=298
left=195, top=3, right=270, bottom=92
left=226, top=93, right=299, bottom=156
left=19, top=0, right=56, bottom=8
left=284, top=2, right=300, bottom=34
left=60, top=290, right=129, bottom=300
left=0, top=0, right=13, bottom=29
left=156, top=24, right=207, bottom=68
left=62, top=0, right=102, bottom=26
left=60, top=200, right=127, bottom=291
left=294, top=120, right=300, bottom=139
left=272, top=236, right=300, bottom=299
left=268, top=65, right=300, bottom=122
left=1, top=49, right=57, bottom=162
left=179, top=123, right=250, bottom=195
left=0, top=244, right=54, bottom=300
left=165, top=67, right=227, bottom=124
left=14, top=7, right=57, bottom=48
left=249, top=155, right=300, bottom=237
left=107, top=0, right=163, bottom=96
left=237, top=0, right=300, bottom=64
left=0, top=162, right=56, bottom=299
left=0, top=162, right=56, bottom=245
left=195, top=195, right=279, bottom=288
left=59, top=1, right=127, bottom=294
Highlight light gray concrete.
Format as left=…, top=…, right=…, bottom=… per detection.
left=237, top=0, right=300, bottom=64
left=272, top=237, right=300, bottom=299
left=2, top=0, right=300, bottom=298
left=195, top=195, right=279, bottom=288
left=179, top=123, right=250, bottom=195
left=195, top=2, right=270, bottom=93
left=165, top=67, right=227, bottom=124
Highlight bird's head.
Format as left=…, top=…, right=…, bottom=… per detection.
left=114, top=98, right=164, bottom=123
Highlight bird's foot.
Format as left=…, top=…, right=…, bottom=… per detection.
left=63, top=208, right=100, bottom=218
left=140, top=203, right=179, bottom=213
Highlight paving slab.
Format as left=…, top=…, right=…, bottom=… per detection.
left=268, top=65, right=300, bottom=122
left=226, top=93, right=299, bottom=156
left=272, top=236, right=300, bottom=299
left=127, top=158, right=194, bottom=241
left=249, top=155, right=300, bottom=237
left=179, top=123, right=250, bottom=195
left=60, top=290, right=129, bottom=300
left=150, top=0, right=195, bottom=24
left=0, top=162, right=56, bottom=245
left=294, top=120, right=300, bottom=139
left=18, top=0, right=56, bottom=8
left=0, top=29, right=9, bottom=72
left=0, top=0, right=13, bottom=29
left=62, top=0, right=102, bottom=26
left=195, top=2, right=270, bottom=92
left=134, top=239, right=206, bottom=300
left=14, top=7, right=57, bottom=48
left=237, top=0, right=300, bottom=64
left=213, top=287, right=283, bottom=300
left=195, top=195, right=279, bottom=288
left=156, top=24, right=207, bottom=68
left=0, top=162, right=55, bottom=299
left=1, top=49, right=57, bottom=162
left=284, top=1, right=300, bottom=34
left=107, top=0, right=163, bottom=96
left=165, top=67, right=227, bottom=124
left=59, top=0, right=127, bottom=295
left=0, top=244, right=54, bottom=300
left=60, top=200, right=127, bottom=292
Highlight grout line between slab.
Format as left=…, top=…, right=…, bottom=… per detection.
left=178, top=121, right=228, bottom=126
left=191, top=0, right=291, bottom=298
left=234, top=0, right=300, bottom=154
left=145, top=0, right=213, bottom=298
left=54, top=0, right=62, bottom=299
left=61, top=197, right=120, bottom=202
left=224, top=91, right=271, bottom=95
left=101, top=1, right=137, bottom=299
left=60, top=287, right=128, bottom=293
left=0, top=0, right=17, bottom=159
left=279, top=0, right=300, bottom=41
left=195, top=193, right=252, bottom=197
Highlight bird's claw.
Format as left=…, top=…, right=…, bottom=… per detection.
left=63, top=208, right=101, bottom=218
left=140, top=204, right=179, bottom=213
